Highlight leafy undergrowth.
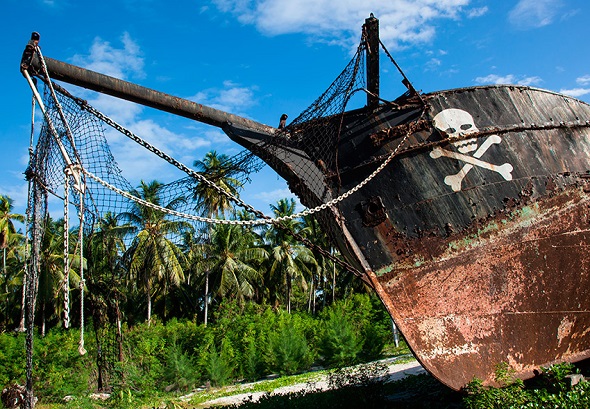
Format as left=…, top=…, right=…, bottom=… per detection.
left=31, top=361, right=590, bottom=409
left=464, top=362, right=590, bottom=409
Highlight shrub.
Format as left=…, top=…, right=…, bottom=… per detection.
left=318, top=293, right=392, bottom=367
left=199, top=331, right=236, bottom=387
left=464, top=362, right=590, bottom=409
left=319, top=306, right=363, bottom=367
left=266, top=312, right=314, bottom=375
left=0, top=332, right=25, bottom=387
left=112, top=320, right=167, bottom=394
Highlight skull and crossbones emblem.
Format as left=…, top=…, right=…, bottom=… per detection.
left=429, top=108, right=513, bottom=192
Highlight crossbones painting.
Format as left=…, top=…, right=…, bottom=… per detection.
left=430, top=108, right=513, bottom=192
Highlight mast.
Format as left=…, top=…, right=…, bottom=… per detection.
left=364, top=13, right=380, bottom=109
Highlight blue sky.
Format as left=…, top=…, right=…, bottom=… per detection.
left=2, top=0, right=589, bottom=220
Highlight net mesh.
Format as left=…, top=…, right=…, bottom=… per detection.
left=23, top=28, right=388, bottom=389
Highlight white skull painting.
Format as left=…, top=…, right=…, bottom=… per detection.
left=430, top=108, right=513, bottom=192
left=432, top=108, right=479, bottom=153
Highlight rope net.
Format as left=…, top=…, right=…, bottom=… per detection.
left=25, top=30, right=380, bottom=254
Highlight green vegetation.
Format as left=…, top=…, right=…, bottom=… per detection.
left=464, top=362, right=590, bottom=409
left=0, top=295, right=406, bottom=408
left=1, top=150, right=589, bottom=408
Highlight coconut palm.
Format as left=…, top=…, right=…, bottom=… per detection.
left=265, top=198, right=317, bottom=313
left=300, top=213, right=345, bottom=311
left=192, top=150, right=243, bottom=218
left=191, top=151, right=248, bottom=323
left=0, top=195, right=24, bottom=282
left=87, top=212, right=133, bottom=361
left=119, top=180, right=189, bottom=325
left=0, top=231, right=25, bottom=328
left=205, top=222, right=267, bottom=305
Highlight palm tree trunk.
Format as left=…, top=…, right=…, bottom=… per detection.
left=312, top=277, right=316, bottom=314
left=3, top=248, right=7, bottom=328
left=332, top=261, right=336, bottom=304
left=41, top=301, right=46, bottom=337
left=19, top=277, right=26, bottom=332
left=204, top=270, right=209, bottom=326
left=147, top=290, right=152, bottom=327
left=287, top=272, right=291, bottom=314
left=307, top=279, right=312, bottom=313
left=115, top=298, right=123, bottom=362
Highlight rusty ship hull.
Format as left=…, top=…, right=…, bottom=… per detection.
left=22, top=18, right=590, bottom=391
left=225, top=84, right=590, bottom=390
left=343, top=86, right=590, bottom=390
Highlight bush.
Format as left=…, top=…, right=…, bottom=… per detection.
left=266, top=312, right=314, bottom=376
left=318, top=293, right=392, bottom=367
left=464, top=362, right=590, bottom=409
left=113, top=320, right=167, bottom=394
left=319, top=306, right=363, bottom=367
left=199, top=332, right=236, bottom=386
left=0, top=332, right=25, bottom=387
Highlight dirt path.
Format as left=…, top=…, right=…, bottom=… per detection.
left=193, top=358, right=425, bottom=408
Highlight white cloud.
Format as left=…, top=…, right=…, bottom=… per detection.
left=474, top=74, right=542, bottom=86
left=560, top=88, right=590, bottom=98
left=0, top=182, right=29, bottom=214
left=211, top=0, right=479, bottom=49
left=425, top=58, right=442, bottom=72
left=508, top=0, right=563, bottom=29
left=71, top=32, right=145, bottom=80
left=517, top=76, right=543, bottom=86
left=467, top=6, right=488, bottom=18
left=187, top=81, right=258, bottom=114
left=250, top=187, right=302, bottom=212
left=253, top=187, right=293, bottom=200
left=576, top=75, right=590, bottom=86
left=65, top=34, right=228, bottom=186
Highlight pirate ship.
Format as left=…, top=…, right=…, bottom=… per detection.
left=20, top=15, right=590, bottom=390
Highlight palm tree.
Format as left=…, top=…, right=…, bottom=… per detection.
left=37, top=217, right=81, bottom=335
left=88, top=212, right=132, bottom=361
left=192, top=150, right=243, bottom=218
left=300, top=213, right=341, bottom=311
left=205, top=222, right=267, bottom=306
left=191, top=151, right=248, bottom=323
left=0, top=231, right=25, bottom=328
left=0, top=195, right=25, bottom=284
left=265, top=198, right=317, bottom=313
left=179, top=228, right=210, bottom=322
left=119, top=180, right=189, bottom=325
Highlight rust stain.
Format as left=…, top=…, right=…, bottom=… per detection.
left=371, top=185, right=590, bottom=390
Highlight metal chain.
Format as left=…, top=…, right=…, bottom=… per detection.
left=48, top=76, right=411, bottom=225
left=81, top=114, right=413, bottom=227
left=33, top=50, right=414, bottom=276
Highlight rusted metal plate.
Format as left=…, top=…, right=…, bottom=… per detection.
left=371, top=186, right=590, bottom=389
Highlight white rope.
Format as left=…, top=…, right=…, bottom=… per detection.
left=77, top=192, right=86, bottom=355
left=63, top=172, right=70, bottom=329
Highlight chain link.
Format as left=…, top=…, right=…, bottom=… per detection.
left=33, top=49, right=418, bottom=276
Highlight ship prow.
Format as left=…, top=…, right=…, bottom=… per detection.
left=21, top=15, right=590, bottom=391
